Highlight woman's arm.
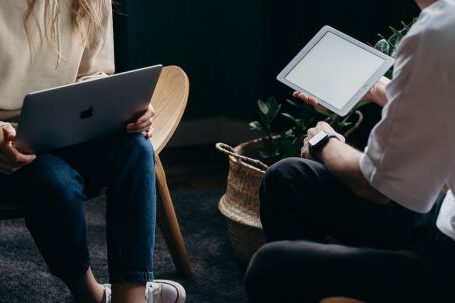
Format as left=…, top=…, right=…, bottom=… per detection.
left=76, top=3, right=115, bottom=82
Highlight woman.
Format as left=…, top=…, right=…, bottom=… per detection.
left=0, top=1, right=186, bottom=302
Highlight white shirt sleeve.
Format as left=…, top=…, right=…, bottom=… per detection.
left=359, top=26, right=450, bottom=213
left=76, top=2, right=115, bottom=82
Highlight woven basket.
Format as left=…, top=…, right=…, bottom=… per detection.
left=216, top=140, right=269, bottom=263
left=216, top=111, right=364, bottom=263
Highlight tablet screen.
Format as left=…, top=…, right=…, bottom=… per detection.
left=285, top=32, right=385, bottom=110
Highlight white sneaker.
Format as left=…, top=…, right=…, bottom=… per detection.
left=102, top=280, right=186, bottom=303
left=145, top=280, right=186, bottom=303
left=103, top=284, right=112, bottom=303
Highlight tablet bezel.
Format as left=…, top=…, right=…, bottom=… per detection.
left=277, top=25, right=394, bottom=116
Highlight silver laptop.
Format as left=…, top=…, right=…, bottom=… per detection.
left=15, top=65, right=162, bottom=153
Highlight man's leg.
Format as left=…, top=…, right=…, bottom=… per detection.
left=247, top=157, right=450, bottom=302
left=259, top=157, right=420, bottom=247
left=245, top=240, right=437, bottom=303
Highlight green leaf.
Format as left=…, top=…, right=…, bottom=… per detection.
left=374, top=39, right=390, bottom=55
left=337, top=121, right=353, bottom=129
left=356, top=99, right=371, bottom=109
left=270, top=104, right=282, bottom=121
left=257, top=112, right=271, bottom=132
left=279, top=137, right=300, bottom=157
left=284, top=129, right=294, bottom=137
left=401, top=21, right=409, bottom=31
left=286, top=98, right=305, bottom=108
left=294, top=118, right=306, bottom=128
left=249, top=121, right=263, bottom=132
left=281, top=113, right=297, bottom=123
left=267, top=96, right=278, bottom=105
left=315, top=107, right=332, bottom=117
left=389, top=26, right=399, bottom=35
left=258, top=99, right=269, bottom=115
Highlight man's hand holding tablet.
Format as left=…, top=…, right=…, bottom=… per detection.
left=277, top=26, right=394, bottom=116
left=293, top=75, right=391, bottom=109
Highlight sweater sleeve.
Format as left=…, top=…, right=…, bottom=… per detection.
left=76, top=2, right=115, bottom=82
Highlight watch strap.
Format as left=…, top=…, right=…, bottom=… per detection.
left=308, top=131, right=340, bottom=160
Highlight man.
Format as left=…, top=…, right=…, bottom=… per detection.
left=245, top=0, right=455, bottom=302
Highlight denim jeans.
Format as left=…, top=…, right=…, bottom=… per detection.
left=0, top=133, right=156, bottom=283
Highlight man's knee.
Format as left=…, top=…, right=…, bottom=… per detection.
left=261, top=158, right=320, bottom=195
left=245, top=242, right=294, bottom=302
left=260, top=157, right=322, bottom=211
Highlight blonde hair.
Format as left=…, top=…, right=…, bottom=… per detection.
left=23, top=0, right=109, bottom=60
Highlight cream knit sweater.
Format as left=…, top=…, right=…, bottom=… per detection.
left=0, top=0, right=114, bottom=116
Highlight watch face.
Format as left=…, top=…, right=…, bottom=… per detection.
left=309, top=131, right=327, bottom=146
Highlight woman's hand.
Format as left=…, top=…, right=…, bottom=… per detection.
left=126, top=103, right=156, bottom=138
left=0, top=124, right=36, bottom=175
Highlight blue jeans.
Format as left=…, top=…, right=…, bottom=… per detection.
left=0, top=133, right=156, bottom=283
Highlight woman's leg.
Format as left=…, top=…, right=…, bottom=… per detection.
left=0, top=153, right=105, bottom=302
left=104, top=134, right=156, bottom=301
left=104, top=134, right=156, bottom=284
left=55, top=133, right=157, bottom=301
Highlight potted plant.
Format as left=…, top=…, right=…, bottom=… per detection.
left=216, top=20, right=416, bottom=263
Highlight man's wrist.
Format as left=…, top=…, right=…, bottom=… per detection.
left=317, top=136, right=343, bottom=162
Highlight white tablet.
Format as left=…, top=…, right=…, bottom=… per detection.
left=277, top=25, right=394, bottom=116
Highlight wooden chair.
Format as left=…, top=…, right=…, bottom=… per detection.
left=0, top=65, right=192, bottom=277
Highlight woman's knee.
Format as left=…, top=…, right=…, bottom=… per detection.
left=116, top=134, right=155, bottom=168
left=23, top=154, right=85, bottom=208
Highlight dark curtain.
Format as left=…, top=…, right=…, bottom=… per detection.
left=113, top=0, right=420, bottom=121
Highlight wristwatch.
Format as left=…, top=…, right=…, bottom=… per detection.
left=308, top=130, right=340, bottom=160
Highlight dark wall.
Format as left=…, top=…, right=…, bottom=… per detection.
left=113, top=1, right=420, bottom=121
left=113, top=0, right=264, bottom=120
left=263, top=0, right=420, bottom=98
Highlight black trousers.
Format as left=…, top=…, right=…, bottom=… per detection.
left=244, top=158, right=455, bottom=303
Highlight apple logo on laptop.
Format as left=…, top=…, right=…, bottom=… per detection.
left=80, top=106, right=94, bottom=120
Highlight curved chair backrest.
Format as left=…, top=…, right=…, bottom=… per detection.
left=150, top=65, right=190, bottom=155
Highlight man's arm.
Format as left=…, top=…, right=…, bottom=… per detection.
left=319, top=138, right=390, bottom=204
left=302, top=122, right=390, bottom=205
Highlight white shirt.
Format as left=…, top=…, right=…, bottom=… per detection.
left=0, top=0, right=114, bottom=112
left=360, top=0, right=455, bottom=240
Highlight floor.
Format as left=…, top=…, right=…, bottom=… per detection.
left=0, top=144, right=249, bottom=303
left=160, top=144, right=229, bottom=192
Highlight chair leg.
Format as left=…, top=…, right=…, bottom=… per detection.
left=155, top=156, right=191, bottom=277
